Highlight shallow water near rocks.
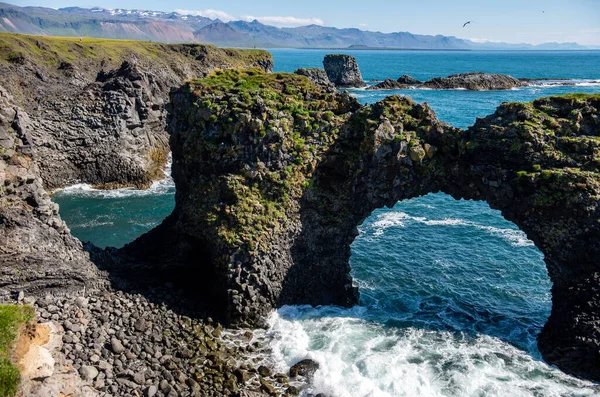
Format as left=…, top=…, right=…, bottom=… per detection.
left=53, top=50, right=600, bottom=396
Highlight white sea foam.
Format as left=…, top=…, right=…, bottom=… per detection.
left=525, top=79, right=600, bottom=88
left=55, top=155, right=175, bottom=199
left=267, top=307, right=600, bottom=397
left=367, top=211, right=533, bottom=247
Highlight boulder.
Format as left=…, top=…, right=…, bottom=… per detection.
left=322, top=54, right=366, bottom=88
left=289, top=359, right=320, bottom=379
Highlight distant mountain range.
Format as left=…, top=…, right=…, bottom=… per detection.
left=0, top=2, right=592, bottom=50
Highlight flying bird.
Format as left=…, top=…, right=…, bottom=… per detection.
left=463, top=21, right=472, bottom=28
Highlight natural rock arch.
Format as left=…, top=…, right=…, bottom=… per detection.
left=127, top=68, right=600, bottom=381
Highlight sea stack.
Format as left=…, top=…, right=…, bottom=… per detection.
left=323, top=54, right=366, bottom=88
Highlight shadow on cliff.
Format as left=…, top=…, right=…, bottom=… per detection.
left=83, top=211, right=227, bottom=322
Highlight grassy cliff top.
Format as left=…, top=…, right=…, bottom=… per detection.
left=0, top=32, right=271, bottom=68
left=189, top=68, right=321, bottom=95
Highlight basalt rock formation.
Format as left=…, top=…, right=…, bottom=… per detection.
left=141, top=67, right=600, bottom=381
left=421, top=72, right=526, bottom=90
left=323, top=54, right=366, bottom=88
left=0, top=33, right=272, bottom=300
left=366, top=78, right=409, bottom=90
left=0, top=85, right=103, bottom=298
left=0, top=33, right=273, bottom=190
left=294, top=68, right=335, bottom=92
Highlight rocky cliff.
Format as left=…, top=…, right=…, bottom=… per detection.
left=0, top=85, right=102, bottom=298
left=0, top=33, right=273, bottom=190
left=144, top=68, right=600, bottom=381
left=0, top=33, right=273, bottom=300
left=323, top=54, right=365, bottom=88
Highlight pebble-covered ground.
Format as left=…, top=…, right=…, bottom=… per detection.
left=32, top=286, right=305, bottom=397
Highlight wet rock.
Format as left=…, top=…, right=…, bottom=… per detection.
left=158, top=69, right=600, bottom=383
left=366, top=78, right=409, bottom=90
left=258, top=365, right=272, bottom=377
left=289, top=359, right=320, bottom=379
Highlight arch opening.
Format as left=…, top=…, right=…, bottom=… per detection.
left=351, top=192, right=550, bottom=351
left=265, top=193, right=600, bottom=396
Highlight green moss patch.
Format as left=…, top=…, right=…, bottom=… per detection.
left=0, top=305, right=35, bottom=397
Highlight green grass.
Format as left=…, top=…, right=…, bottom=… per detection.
left=0, top=32, right=271, bottom=68
left=0, top=305, right=35, bottom=397
left=189, top=68, right=320, bottom=98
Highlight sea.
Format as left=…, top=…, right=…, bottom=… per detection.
left=52, top=50, right=600, bottom=396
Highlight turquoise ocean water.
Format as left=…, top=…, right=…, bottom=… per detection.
left=53, top=50, right=600, bottom=396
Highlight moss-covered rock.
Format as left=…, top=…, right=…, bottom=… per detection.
left=132, top=69, right=600, bottom=381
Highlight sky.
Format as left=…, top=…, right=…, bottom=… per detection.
left=10, top=0, right=600, bottom=45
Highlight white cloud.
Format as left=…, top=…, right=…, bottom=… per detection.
left=174, top=9, right=235, bottom=22
left=174, top=8, right=324, bottom=27
left=242, top=15, right=324, bottom=27
left=359, top=23, right=368, bottom=28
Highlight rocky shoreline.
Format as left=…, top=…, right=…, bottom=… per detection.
left=11, top=281, right=321, bottom=396
left=2, top=34, right=600, bottom=395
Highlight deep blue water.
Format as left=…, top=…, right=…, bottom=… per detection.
left=52, top=50, right=600, bottom=396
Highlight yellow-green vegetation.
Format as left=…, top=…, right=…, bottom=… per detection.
left=555, top=93, right=600, bottom=101
left=181, top=69, right=354, bottom=253
left=0, top=305, right=35, bottom=397
left=0, top=32, right=270, bottom=69
left=145, top=144, right=171, bottom=186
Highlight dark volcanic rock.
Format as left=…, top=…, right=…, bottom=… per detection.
left=0, top=85, right=102, bottom=298
left=397, top=74, right=422, bottom=85
left=366, top=78, right=409, bottom=90
left=421, top=72, right=526, bottom=90
left=0, top=34, right=273, bottom=190
left=294, top=68, right=335, bottom=92
left=289, top=359, right=319, bottom=379
left=322, top=54, right=366, bottom=88
left=143, top=68, right=600, bottom=382
left=0, top=35, right=273, bottom=299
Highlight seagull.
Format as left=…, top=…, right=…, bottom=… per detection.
left=463, top=21, right=472, bottom=28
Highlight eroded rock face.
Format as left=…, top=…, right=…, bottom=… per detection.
left=0, top=34, right=273, bottom=190
left=294, top=68, right=335, bottom=92
left=0, top=86, right=103, bottom=298
left=323, top=54, right=366, bottom=88
left=143, top=68, right=600, bottom=381
left=421, top=72, right=526, bottom=90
